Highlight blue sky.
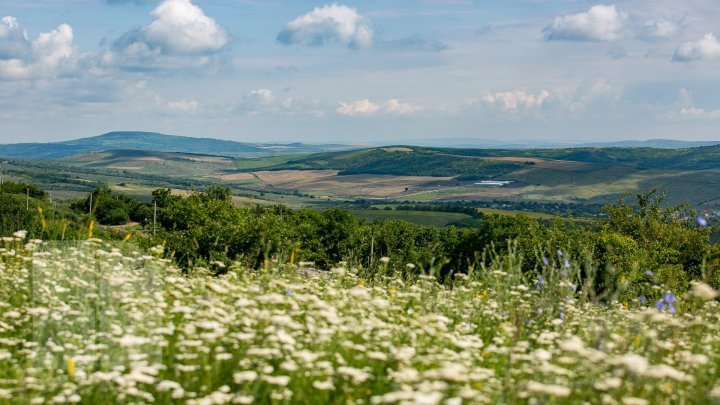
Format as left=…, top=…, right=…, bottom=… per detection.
left=1, top=0, right=720, bottom=144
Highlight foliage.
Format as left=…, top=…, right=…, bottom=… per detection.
left=0, top=181, right=47, bottom=199
left=148, top=188, right=719, bottom=296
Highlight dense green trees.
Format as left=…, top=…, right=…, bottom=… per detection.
left=148, top=187, right=719, bottom=294
left=70, top=186, right=153, bottom=226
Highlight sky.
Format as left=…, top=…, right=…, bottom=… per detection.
left=1, top=0, right=720, bottom=144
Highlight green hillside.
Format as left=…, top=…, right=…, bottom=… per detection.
left=441, top=144, right=720, bottom=170
left=263, top=147, right=533, bottom=178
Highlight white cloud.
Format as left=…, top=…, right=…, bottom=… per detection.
left=104, top=0, right=228, bottom=69
left=673, top=33, right=720, bottom=62
left=277, top=4, right=373, bottom=49
left=337, top=99, right=420, bottom=116
left=0, top=16, right=75, bottom=80
left=248, top=89, right=275, bottom=105
left=544, top=5, right=630, bottom=41
left=337, top=99, right=380, bottom=116
left=638, top=18, right=681, bottom=40
left=385, top=99, right=421, bottom=115
left=482, top=90, right=550, bottom=111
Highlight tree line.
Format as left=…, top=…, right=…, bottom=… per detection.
left=1, top=181, right=718, bottom=299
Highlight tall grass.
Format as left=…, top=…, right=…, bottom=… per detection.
left=0, top=234, right=718, bottom=404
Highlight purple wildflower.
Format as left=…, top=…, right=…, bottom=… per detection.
left=557, top=249, right=564, bottom=258
left=697, top=216, right=708, bottom=227
left=542, top=257, right=549, bottom=266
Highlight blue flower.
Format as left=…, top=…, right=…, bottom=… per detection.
left=285, top=289, right=293, bottom=297
left=639, top=296, right=646, bottom=304
left=655, top=292, right=677, bottom=314
left=564, top=259, right=570, bottom=269
left=557, top=249, right=564, bottom=258
left=542, top=257, right=549, bottom=266
left=697, top=216, right=708, bottom=227
left=645, top=270, right=653, bottom=277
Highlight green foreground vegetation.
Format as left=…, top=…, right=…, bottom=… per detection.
left=1, top=181, right=720, bottom=403
left=1, top=230, right=719, bottom=404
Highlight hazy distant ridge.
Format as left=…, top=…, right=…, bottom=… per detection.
left=0, top=131, right=345, bottom=159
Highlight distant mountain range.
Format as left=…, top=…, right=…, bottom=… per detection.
left=0, top=131, right=352, bottom=159
left=2, top=131, right=718, bottom=160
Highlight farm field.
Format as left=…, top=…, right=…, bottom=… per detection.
left=1, top=236, right=718, bottom=404
left=9, top=144, right=720, bottom=213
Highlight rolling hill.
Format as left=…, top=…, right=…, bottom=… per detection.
left=0, top=131, right=351, bottom=159
left=250, top=146, right=534, bottom=179
left=241, top=144, right=720, bottom=174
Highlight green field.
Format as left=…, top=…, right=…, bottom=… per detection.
left=234, top=154, right=312, bottom=170
left=350, top=209, right=472, bottom=227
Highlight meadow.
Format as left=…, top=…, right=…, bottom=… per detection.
left=1, top=234, right=719, bottom=404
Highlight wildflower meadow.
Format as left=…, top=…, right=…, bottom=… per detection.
left=1, top=232, right=719, bottom=404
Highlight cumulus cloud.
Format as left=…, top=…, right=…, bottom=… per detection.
left=337, top=99, right=420, bottom=116
left=103, top=0, right=228, bottom=69
left=482, top=90, right=550, bottom=111
left=673, top=33, right=720, bottom=62
left=0, top=16, right=75, bottom=80
left=277, top=4, right=373, bottom=49
left=544, top=5, right=630, bottom=41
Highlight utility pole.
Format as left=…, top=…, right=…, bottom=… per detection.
left=153, top=200, right=157, bottom=236
left=89, top=192, right=93, bottom=215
